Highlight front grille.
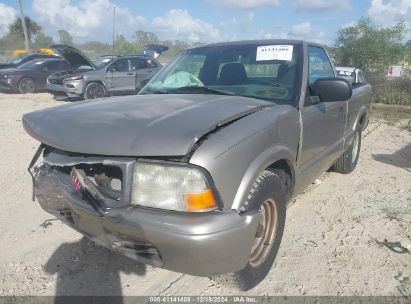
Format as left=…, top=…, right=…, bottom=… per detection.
left=49, top=78, right=63, bottom=85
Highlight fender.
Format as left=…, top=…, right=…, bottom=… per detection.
left=231, top=144, right=296, bottom=211
left=353, top=105, right=369, bottom=131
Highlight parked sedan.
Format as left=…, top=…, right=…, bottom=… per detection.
left=0, top=53, right=60, bottom=70
left=0, top=58, right=71, bottom=93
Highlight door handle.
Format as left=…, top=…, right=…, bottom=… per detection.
left=126, top=73, right=134, bottom=75
left=147, top=70, right=153, bottom=73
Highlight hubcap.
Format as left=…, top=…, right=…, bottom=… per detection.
left=249, top=199, right=278, bottom=268
left=351, top=132, right=359, bottom=164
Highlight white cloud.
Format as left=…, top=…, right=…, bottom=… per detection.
left=152, top=9, right=219, bottom=42
left=0, top=3, right=17, bottom=37
left=219, top=12, right=254, bottom=31
left=294, top=0, right=351, bottom=11
left=258, top=22, right=329, bottom=44
left=207, top=0, right=280, bottom=9
left=368, top=0, right=411, bottom=27
left=290, top=22, right=312, bottom=36
left=32, top=0, right=144, bottom=41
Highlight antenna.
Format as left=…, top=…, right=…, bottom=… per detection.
left=112, top=5, right=116, bottom=56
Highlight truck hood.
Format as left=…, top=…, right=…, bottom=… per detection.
left=23, top=94, right=269, bottom=156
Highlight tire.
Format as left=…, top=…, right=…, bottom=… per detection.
left=212, top=170, right=286, bottom=291
left=18, top=78, right=36, bottom=94
left=332, top=129, right=361, bottom=174
left=84, top=82, right=106, bottom=100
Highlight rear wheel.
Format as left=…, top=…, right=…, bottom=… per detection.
left=332, top=129, right=361, bottom=174
left=18, top=78, right=36, bottom=94
left=212, top=170, right=286, bottom=290
left=84, top=82, right=106, bottom=99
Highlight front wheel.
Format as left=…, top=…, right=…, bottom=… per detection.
left=18, top=78, right=36, bottom=94
left=212, top=170, right=286, bottom=290
left=332, top=129, right=361, bottom=174
left=84, top=82, right=106, bottom=100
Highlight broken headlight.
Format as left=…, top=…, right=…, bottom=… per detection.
left=131, top=162, right=217, bottom=212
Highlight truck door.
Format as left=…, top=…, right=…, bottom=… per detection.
left=298, top=46, right=347, bottom=179
left=107, top=58, right=135, bottom=92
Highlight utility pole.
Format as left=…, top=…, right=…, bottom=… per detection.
left=112, top=5, right=116, bottom=56
left=17, top=0, right=30, bottom=52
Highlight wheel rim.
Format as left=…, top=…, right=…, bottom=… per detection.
left=87, top=84, right=105, bottom=99
left=20, top=79, right=35, bottom=93
left=351, top=132, right=359, bottom=164
left=249, top=199, right=278, bottom=268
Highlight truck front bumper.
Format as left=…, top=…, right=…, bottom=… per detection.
left=34, top=166, right=260, bottom=276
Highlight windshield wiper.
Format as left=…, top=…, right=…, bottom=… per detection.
left=144, top=87, right=169, bottom=94
left=173, top=86, right=236, bottom=96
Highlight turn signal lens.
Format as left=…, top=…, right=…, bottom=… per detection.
left=185, top=189, right=217, bottom=212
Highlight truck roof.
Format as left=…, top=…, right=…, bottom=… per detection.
left=188, top=39, right=323, bottom=50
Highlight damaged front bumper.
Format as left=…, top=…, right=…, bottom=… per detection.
left=31, top=148, right=260, bottom=276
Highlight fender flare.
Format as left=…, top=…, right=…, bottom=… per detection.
left=231, top=145, right=296, bottom=211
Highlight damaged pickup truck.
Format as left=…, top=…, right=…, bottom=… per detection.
left=23, top=40, right=371, bottom=290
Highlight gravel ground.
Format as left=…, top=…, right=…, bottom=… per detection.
left=0, top=93, right=410, bottom=297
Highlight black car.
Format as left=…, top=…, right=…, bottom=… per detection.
left=0, top=58, right=71, bottom=93
left=0, top=53, right=60, bottom=70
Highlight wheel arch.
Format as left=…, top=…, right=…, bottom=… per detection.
left=231, top=145, right=296, bottom=211
left=353, top=106, right=369, bottom=131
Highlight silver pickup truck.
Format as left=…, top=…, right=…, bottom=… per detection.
left=23, top=40, right=371, bottom=290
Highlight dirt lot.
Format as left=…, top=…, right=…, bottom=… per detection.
left=0, top=93, right=410, bottom=297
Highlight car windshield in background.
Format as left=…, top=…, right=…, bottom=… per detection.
left=93, top=57, right=114, bottom=69
left=7, top=54, right=30, bottom=65
left=18, top=60, right=46, bottom=69
left=141, top=43, right=302, bottom=102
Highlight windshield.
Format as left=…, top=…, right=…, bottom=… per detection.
left=18, top=60, right=46, bottom=69
left=140, top=43, right=302, bottom=103
left=93, top=57, right=115, bottom=69
left=7, top=54, right=30, bottom=65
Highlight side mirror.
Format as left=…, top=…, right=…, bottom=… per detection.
left=108, top=66, right=115, bottom=72
left=41, top=67, right=49, bottom=73
left=309, top=77, right=352, bottom=102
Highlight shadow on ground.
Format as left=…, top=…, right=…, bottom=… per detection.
left=372, top=143, right=411, bottom=171
left=44, top=237, right=146, bottom=300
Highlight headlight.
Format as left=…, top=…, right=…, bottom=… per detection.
left=65, top=75, right=83, bottom=81
left=131, top=162, right=218, bottom=212
left=3, top=74, right=13, bottom=79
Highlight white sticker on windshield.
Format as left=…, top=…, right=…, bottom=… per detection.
left=256, top=45, right=294, bottom=61
left=102, top=58, right=111, bottom=62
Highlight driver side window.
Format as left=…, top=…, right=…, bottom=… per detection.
left=112, top=59, right=131, bottom=72
left=308, top=46, right=334, bottom=84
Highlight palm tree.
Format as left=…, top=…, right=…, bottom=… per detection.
left=8, top=17, right=42, bottom=42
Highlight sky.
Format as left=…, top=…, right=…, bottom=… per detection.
left=0, top=0, right=410, bottom=46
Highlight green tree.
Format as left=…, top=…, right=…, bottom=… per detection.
left=57, top=29, right=73, bottom=45
left=133, top=30, right=159, bottom=47
left=334, top=18, right=408, bottom=74
left=8, top=17, right=42, bottom=42
left=33, top=32, right=54, bottom=48
left=114, top=34, right=137, bottom=55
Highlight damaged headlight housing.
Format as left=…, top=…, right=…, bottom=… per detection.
left=131, top=162, right=218, bottom=212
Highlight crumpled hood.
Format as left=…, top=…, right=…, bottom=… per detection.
left=23, top=94, right=269, bottom=156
